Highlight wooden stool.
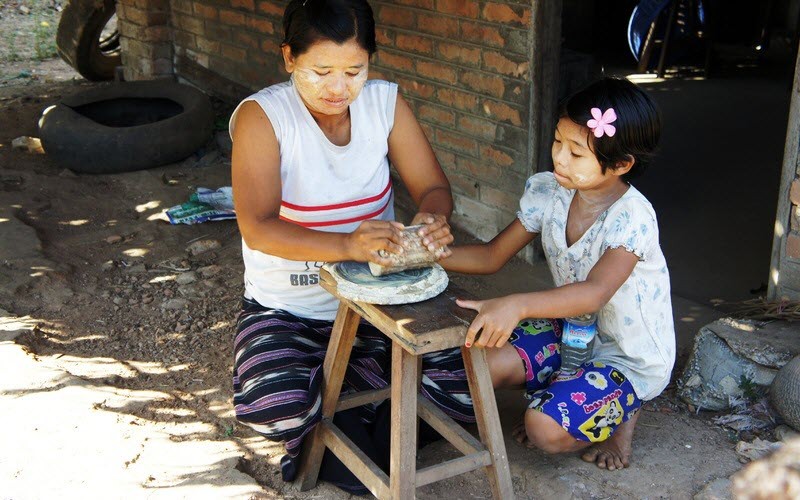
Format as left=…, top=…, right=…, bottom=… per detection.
left=295, top=268, right=514, bottom=499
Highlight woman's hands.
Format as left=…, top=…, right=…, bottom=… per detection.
left=456, top=295, right=525, bottom=348
left=345, top=220, right=406, bottom=265
left=411, top=212, right=453, bottom=259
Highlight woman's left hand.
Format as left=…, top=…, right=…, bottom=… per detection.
left=456, top=296, right=524, bottom=348
left=411, top=212, right=453, bottom=258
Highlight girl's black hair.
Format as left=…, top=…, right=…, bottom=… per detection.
left=282, top=0, right=376, bottom=57
left=560, top=77, right=661, bottom=182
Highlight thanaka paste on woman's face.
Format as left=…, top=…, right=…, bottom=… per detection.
left=283, top=39, right=369, bottom=115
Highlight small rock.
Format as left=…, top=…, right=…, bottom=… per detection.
left=101, top=260, right=115, bottom=271
left=142, top=295, right=154, bottom=304
left=198, top=264, right=222, bottom=278
left=125, top=264, right=147, bottom=274
left=18, top=5, right=30, bottom=14
left=11, top=136, right=43, bottom=153
left=162, top=298, right=189, bottom=310
left=176, top=272, right=197, bottom=285
left=58, top=169, right=78, bottom=178
left=106, top=235, right=123, bottom=244
left=186, top=239, right=220, bottom=256
left=112, top=297, right=124, bottom=305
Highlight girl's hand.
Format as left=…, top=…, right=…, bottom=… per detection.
left=456, top=296, right=524, bottom=348
left=346, top=220, right=405, bottom=265
left=411, top=212, right=453, bottom=259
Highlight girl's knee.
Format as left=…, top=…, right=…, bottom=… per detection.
left=524, top=409, right=578, bottom=454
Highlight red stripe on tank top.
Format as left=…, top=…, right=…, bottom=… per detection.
left=279, top=196, right=392, bottom=228
left=280, top=179, right=392, bottom=212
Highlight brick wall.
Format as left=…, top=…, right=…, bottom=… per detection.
left=119, top=0, right=544, bottom=256
left=118, top=0, right=174, bottom=80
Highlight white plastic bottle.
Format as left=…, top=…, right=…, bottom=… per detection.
left=560, top=313, right=598, bottom=374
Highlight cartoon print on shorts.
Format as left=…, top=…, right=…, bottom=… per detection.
left=579, top=399, right=625, bottom=442
left=528, top=391, right=554, bottom=411
left=537, top=365, right=554, bottom=383
left=609, top=368, right=627, bottom=387
left=516, top=319, right=554, bottom=336
left=570, top=391, right=587, bottom=405
left=626, top=393, right=636, bottom=406
left=534, top=343, right=559, bottom=366
left=585, top=371, right=608, bottom=390
left=554, top=367, right=585, bottom=382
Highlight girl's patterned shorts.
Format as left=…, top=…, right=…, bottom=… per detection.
left=508, top=318, right=642, bottom=443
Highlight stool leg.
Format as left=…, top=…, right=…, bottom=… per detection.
left=390, top=342, right=418, bottom=499
left=296, top=303, right=362, bottom=491
left=462, top=346, right=514, bottom=500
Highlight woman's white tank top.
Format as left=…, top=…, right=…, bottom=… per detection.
left=229, top=79, right=398, bottom=320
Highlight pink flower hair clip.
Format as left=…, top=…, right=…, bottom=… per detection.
left=587, top=107, right=617, bottom=138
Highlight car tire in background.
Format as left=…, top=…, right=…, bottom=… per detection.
left=39, top=81, right=215, bottom=174
left=56, top=0, right=121, bottom=81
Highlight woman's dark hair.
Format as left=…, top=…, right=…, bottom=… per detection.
left=282, top=0, right=376, bottom=56
left=560, top=77, right=661, bottom=182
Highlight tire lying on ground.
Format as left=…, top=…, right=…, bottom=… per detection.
left=39, top=80, right=214, bottom=174
left=56, top=0, right=121, bottom=81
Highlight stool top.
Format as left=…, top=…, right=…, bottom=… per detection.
left=320, top=267, right=478, bottom=354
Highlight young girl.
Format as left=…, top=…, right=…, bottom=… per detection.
left=442, top=77, right=675, bottom=471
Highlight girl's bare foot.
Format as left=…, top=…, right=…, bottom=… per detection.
left=580, top=410, right=640, bottom=470
left=512, top=419, right=535, bottom=448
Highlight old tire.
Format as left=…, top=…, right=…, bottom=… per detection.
left=39, top=81, right=214, bottom=174
left=56, top=0, right=121, bottom=81
left=771, top=356, right=800, bottom=431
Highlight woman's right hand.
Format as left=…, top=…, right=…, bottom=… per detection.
left=345, top=220, right=406, bottom=265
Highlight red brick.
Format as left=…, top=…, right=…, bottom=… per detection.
left=482, top=2, right=531, bottom=27
left=257, top=1, right=283, bottom=16
left=437, top=0, right=478, bottom=18
left=378, top=51, right=414, bottom=73
left=437, top=87, right=479, bottom=113
left=231, top=0, right=255, bottom=12
left=247, top=16, right=275, bottom=34
left=434, top=148, right=456, bottom=169
left=457, top=156, right=500, bottom=181
left=438, top=42, right=481, bottom=67
left=172, top=0, right=192, bottom=14
left=458, top=115, right=497, bottom=141
left=420, top=122, right=435, bottom=141
left=376, top=28, right=393, bottom=46
left=436, top=129, right=478, bottom=156
left=222, top=43, right=247, bottom=60
left=124, top=5, right=169, bottom=25
left=416, top=60, right=456, bottom=83
left=787, top=232, right=800, bottom=259
left=205, top=22, right=231, bottom=40
left=196, top=36, right=220, bottom=54
left=369, top=68, right=390, bottom=81
left=395, top=0, right=434, bottom=8
left=480, top=145, right=514, bottom=167
left=261, top=38, right=280, bottom=54
left=449, top=173, right=480, bottom=197
left=417, top=13, right=459, bottom=38
left=193, top=2, right=218, bottom=19
left=220, top=9, right=246, bottom=26
left=233, top=30, right=260, bottom=49
left=461, top=21, right=505, bottom=48
left=480, top=184, right=520, bottom=212
left=174, top=30, right=196, bottom=49
left=396, top=33, right=433, bottom=55
left=460, top=71, right=504, bottom=96
left=483, top=51, right=529, bottom=78
left=418, top=103, right=455, bottom=126
left=482, top=100, right=523, bottom=126
left=378, top=5, right=416, bottom=29
left=790, top=179, right=800, bottom=205
left=143, top=25, right=171, bottom=42
left=792, top=205, right=800, bottom=231
left=396, top=77, right=435, bottom=99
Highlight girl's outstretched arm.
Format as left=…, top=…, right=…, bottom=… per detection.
left=441, top=219, right=536, bottom=274
left=459, top=247, right=639, bottom=348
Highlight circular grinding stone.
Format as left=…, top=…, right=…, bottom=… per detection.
left=325, top=261, right=448, bottom=305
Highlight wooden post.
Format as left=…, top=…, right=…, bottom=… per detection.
left=390, top=341, right=419, bottom=499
